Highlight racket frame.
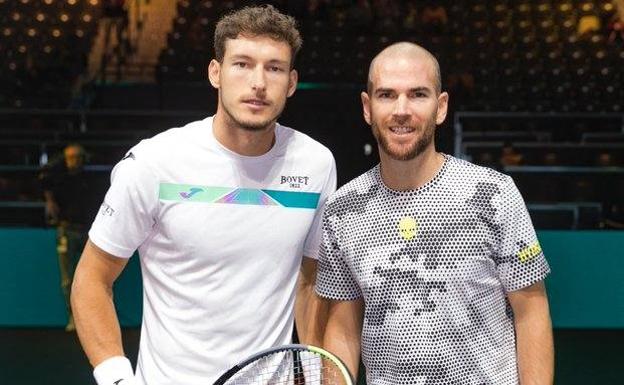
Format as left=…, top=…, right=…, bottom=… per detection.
left=212, top=344, right=354, bottom=385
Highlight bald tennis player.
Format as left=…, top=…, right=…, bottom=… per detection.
left=315, top=42, right=554, bottom=385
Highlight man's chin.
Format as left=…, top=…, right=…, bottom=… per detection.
left=383, top=148, right=420, bottom=161
left=228, top=111, right=276, bottom=132
left=237, top=118, right=274, bottom=132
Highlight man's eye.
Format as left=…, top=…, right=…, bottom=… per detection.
left=234, top=62, right=247, bottom=68
left=269, top=66, right=283, bottom=72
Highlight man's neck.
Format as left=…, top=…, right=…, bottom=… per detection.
left=212, top=111, right=276, bottom=157
left=379, top=146, right=445, bottom=191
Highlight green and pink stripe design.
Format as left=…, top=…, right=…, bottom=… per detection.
left=159, top=183, right=321, bottom=209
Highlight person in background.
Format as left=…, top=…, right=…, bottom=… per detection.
left=39, top=143, right=94, bottom=331
left=100, top=0, right=130, bottom=81
left=500, top=142, right=524, bottom=167
left=608, top=0, right=624, bottom=43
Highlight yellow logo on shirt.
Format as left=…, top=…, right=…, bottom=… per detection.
left=398, top=216, right=418, bottom=240
left=517, top=241, right=542, bottom=263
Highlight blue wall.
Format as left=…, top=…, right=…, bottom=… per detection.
left=1, top=229, right=622, bottom=328
left=0, top=228, right=141, bottom=326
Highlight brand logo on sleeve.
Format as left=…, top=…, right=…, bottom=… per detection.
left=517, top=241, right=542, bottom=263
left=100, top=202, right=115, bottom=217
left=280, top=175, right=309, bottom=189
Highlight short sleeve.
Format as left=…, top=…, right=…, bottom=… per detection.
left=315, top=208, right=362, bottom=300
left=88, top=151, right=159, bottom=258
left=303, top=156, right=337, bottom=259
left=495, top=176, right=551, bottom=292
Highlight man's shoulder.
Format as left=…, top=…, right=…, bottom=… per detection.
left=444, top=156, right=518, bottom=206
left=127, top=118, right=208, bottom=160
left=325, top=167, right=380, bottom=215
left=446, top=155, right=511, bottom=186
left=277, top=123, right=334, bottom=161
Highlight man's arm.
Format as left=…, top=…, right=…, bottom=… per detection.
left=295, top=257, right=328, bottom=346
left=71, top=239, right=129, bottom=367
left=507, top=281, right=554, bottom=385
left=323, top=298, right=364, bottom=380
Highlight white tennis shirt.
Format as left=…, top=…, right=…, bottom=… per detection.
left=89, top=116, right=336, bottom=385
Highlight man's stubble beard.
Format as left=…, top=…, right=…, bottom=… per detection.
left=372, top=113, right=438, bottom=161
left=221, top=98, right=286, bottom=132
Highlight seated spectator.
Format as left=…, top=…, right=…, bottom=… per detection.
left=603, top=203, right=624, bottom=228
left=187, top=18, right=209, bottom=52
left=476, top=151, right=498, bottom=169
left=372, top=0, right=401, bottom=34
left=403, top=0, right=419, bottom=31
left=578, top=12, right=601, bottom=37
left=306, top=0, right=330, bottom=21
left=0, top=176, right=18, bottom=200
left=347, top=0, right=373, bottom=33
left=100, top=0, right=130, bottom=81
left=447, top=71, right=475, bottom=107
left=499, top=143, right=524, bottom=167
left=421, top=1, right=448, bottom=34
left=543, top=152, right=559, bottom=166
left=595, top=152, right=618, bottom=167
left=608, top=0, right=624, bottom=43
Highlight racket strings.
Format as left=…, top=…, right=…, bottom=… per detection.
left=223, top=350, right=345, bottom=385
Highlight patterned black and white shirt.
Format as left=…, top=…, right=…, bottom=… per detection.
left=316, top=154, right=550, bottom=385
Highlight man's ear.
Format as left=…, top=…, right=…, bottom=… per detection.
left=361, top=91, right=372, bottom=125
left=287, top=69, right=298, bottom=97
left=436, top=91, right=449, bottom=125
left=208, top=59, right=221, bottom=89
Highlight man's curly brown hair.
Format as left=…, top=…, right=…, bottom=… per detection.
left=214, top=5, right=302, bottom=68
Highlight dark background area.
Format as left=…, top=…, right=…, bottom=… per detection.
left=1, top=0, right=623, bottom=384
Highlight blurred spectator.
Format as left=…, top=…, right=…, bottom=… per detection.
left=100, top=0, right=130, bottom=81
left=476, top=151, right=498, bottom=169
left=578, top=12, right=601, bottom=37
left=306, top=0, right=330, bottom=21
left=347, top=0, right=373, bottom=33
left=39, top=144, right=96, bottom=331
left=570, top=178, right=594, bottom=201
left=499, top=143, right=524, bottom=167
left=447, top=71, right=475, bottom=107
left=187, top=18, right=209, bottom=52
left=595, top=152, right=617, bottom=167
left=543, top=152, right=559, bottom=166
left=421, top=1, right=448, bottom=34
left=372, top=0, right=401, bottom=34
left=608, top=0, right=624, bottom=43
left=603, top=203, right=624, bottom=228
left=403, top=0, right=420, bottom=31
left=0, top=176, right=18, bottom=200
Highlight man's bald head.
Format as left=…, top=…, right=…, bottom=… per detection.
left=367, top=42, right=442, bottom=95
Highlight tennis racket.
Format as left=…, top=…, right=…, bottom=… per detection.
left=213, top=344, right=354, bottom=385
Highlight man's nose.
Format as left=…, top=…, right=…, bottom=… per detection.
left=250, top=65, right=266, bottom=92
left=392, top=94, right=410, bottom=121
